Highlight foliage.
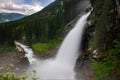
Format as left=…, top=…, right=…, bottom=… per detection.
left=91, top=58, right=116, bottom=80
left=0, top=0, right=85, bottom=46
left=0, top=65, right=37, bottom=80
left=91, top=0, right=117, bottom=52
left=90, top=0, right=120, bottom=80
left=91, top=39, right=120, bottom=80
left=0, top=0, right=64, bottom=45
left=0, top=72, right=28, bottom=80
left=89, top=38, right=96, bottom=50
left=0, top=45, right=16, bottom=54
left=32, top=38, right=62, bottom=53
left=91, top=48, right=120, bottom=80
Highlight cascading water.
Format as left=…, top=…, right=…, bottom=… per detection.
left=15, top=42, right=36, bottom=64
left=34, top=11, right=91, bottom=80
left=56, top=12, right=91, bottom=67
left=14, top=11, right=91, bottom=80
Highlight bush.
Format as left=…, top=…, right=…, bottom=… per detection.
left=0, top=65, right=37, bottom=80
left=32, top=38, right=62, bottom=53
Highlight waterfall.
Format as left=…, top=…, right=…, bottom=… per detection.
left=37, top=11, right=91, bottom=80
left=56, top=12, right=91, bottom=67
left=15, top=42, right=36, bottom=64
left=14, top=11, right=91, bottom=80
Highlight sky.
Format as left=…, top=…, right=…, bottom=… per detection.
left=0, top=0, right=55, bottom=15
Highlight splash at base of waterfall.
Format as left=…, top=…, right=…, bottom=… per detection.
left=29, top=11, right=91, bottom=80
left=14, top=11, right=91, bottom=80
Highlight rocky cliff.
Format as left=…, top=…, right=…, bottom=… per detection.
left=77, top=0, right=120, bottom=80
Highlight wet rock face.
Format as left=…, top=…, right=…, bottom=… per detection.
left=16, top=45, right=24, bottom=53
left=75, top=52, right=93, bottom=80
left=74, top=20, right=95, bottom=80
left=14, top=44, right=29, bottom=64
left=12, top=52, right=29, bottom=65
left=81, top=23, right=95, bottom=51
left=18, top=56, right=29, bottom=65
left=85, top=7, right=92, bottom=12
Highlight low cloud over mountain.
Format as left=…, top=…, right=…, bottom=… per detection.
left=0, top=0, right=44, bottom=15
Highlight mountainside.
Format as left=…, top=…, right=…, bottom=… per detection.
left=0, top=13, right=25, bottom=23
left=0, top=0, right=90, bottom=45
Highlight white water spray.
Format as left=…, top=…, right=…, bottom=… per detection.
left=15, top=11, right=91, bottom=79
left=35, top=11, right=91, bottom=80
left=56, top=12, right=91, bottom=66
left=15, top=42, right=36, bottom=64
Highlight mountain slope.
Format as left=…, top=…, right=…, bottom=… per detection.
left=0, top=0, right=90, bottom=45
left=0, top=13, right=25, bottom=23
left=0, top=0, right=64, bottom=45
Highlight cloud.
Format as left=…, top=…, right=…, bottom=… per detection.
left=0, top=0, right=44, bottom=15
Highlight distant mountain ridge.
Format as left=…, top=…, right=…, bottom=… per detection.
left=0, top=13, right=25, bottom=23
left=0, top=0, right=90, bottom=45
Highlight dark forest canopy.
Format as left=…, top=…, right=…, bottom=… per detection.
left=0, top=0, right=64, bottom=45
left=0, top=0, right=89, bottom=46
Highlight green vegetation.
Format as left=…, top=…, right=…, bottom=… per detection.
left=0, top=0, right=85, bottom=46
left=0, top=65, right=37, bottom=80
left=91, top=0, right=117, bottom=52
left=0, top=72, right=29, bottom=80
left=0, top=0, right=65, bottom=45
left=32, top=38, right=62, bottom=53
left=91, top=59, right=115, bottom=80
left=0, top=72, right=37, bottom=80
left=91, top=46, right=120, bottom=80
left=0, top=46, right=16, bottom=54
left=90, top=38, right=120, bottom=80
left=90, top=0, right=120, bottom=79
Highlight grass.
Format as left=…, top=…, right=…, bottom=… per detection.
left=32, top=38, right=62, bottom=53
left=91, top=58, right=116, bottom=80
left=91, top=48, right=120, bottom=80
left=89, top=38, right=120, bottom=80
left=0, top=45, right=16, bottom=54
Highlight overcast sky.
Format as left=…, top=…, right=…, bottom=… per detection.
left=0, top=0, right=55, bottom=15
